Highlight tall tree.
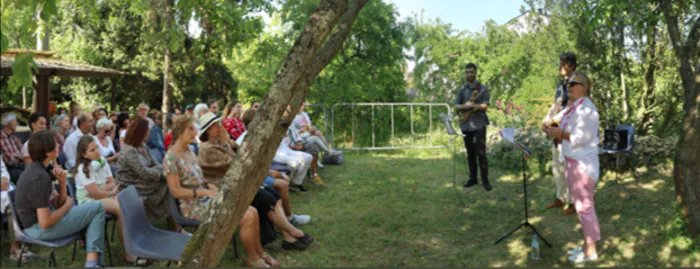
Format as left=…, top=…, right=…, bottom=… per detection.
left=660, top=0, right=700, bottom=238
left=179, top=0, right=368, bottom=266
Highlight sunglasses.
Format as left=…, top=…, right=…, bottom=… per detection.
left=567, top=81, right=583, bottom=88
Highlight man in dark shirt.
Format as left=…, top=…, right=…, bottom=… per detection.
left=541, top=52, right=577, bottom=215
left=455, top=63, right=492, bottom=191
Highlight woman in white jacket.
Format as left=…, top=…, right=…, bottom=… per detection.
left=546, top=70, right=600, bottom=263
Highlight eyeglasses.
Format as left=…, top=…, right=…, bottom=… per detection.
left=567, top=81, right=583, bottom=88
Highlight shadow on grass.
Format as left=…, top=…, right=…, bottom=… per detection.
left=1, top=150, right=697, bottom=267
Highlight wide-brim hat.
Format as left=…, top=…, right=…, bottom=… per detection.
left=197, top=112, right=221, bottom=135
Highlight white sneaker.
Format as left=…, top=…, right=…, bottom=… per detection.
left=288, top=214, right=311, bottom=226
left=568, top=251, right=598, bottom=263
left=567, top=246, right=583, bottom=255
left=317, top=159, right=324, bottom=168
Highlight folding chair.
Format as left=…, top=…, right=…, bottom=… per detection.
left=117, top=186, right=190, bottom=266
left=8, top=191, right=80, bottom=267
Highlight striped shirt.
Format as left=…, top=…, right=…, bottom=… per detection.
left=0, top=130, right=23, bottom=166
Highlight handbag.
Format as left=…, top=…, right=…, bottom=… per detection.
left=322, top=152, right=343, bottom=165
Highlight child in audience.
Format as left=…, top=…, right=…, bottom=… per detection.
left=73, top=136, right=146, bottom=265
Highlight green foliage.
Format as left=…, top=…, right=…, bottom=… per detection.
left=6, top=52, right=37, bottom=94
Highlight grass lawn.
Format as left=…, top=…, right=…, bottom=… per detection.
left=1, top=149, right=698, bottom=267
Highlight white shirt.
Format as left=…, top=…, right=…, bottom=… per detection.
left=119, top=129, right=127, bottom=140
left=1, top=159, right=13, bottom=213
left=560, top=97, right=600, bottom=182
left=94, top=136, right=116, bottom=158
left=64, top=129, right=90, bottom=169
left=74, top=157, right=113, bottom=204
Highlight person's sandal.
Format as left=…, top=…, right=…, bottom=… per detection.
left=260, top=253, right=280, bottom=267
left=246, top=259, right=270, bottom=268
left=296, top=232, right=314, bottom=245
left=9, top=249, right=34, bottom=263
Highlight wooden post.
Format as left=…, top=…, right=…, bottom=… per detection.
left=33, top=74, right=50, bottom=116
left=110, top=78, right=117, bottom=111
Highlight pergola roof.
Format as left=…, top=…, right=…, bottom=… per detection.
left=0, top=50, right=125, bottom=115
left=0, top=50, right=125, bottom=77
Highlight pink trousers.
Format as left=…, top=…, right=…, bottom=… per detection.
left=565, top=157, right=601, bottom=244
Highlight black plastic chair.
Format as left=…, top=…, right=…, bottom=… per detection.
left=117, top=186, right=191, bottom=266
left=599, top=124, right=636, bottom=182
left=168, top=193, right=239, bottom=258
left=8, top=190, right=80, bottom=267
left=66, top=178, right=115, bottom=266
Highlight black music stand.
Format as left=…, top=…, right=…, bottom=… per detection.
left=494, top=128, right=552, bottom=247
left=440, top=114, right=467, bottom=187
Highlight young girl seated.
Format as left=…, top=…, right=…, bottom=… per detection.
left=73, top=135, right=145, bottom=265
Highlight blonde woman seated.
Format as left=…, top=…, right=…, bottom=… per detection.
left=166, top=115, right=277, bottom=267
left=196, top=112, right=313, bottom=251
left=72, top=136, right=146, bottom=265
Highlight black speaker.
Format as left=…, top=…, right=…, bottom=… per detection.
left=604, top=129, right=628, bottom=150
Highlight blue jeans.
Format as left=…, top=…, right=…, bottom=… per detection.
left=24, top=201, right=106, bottom=255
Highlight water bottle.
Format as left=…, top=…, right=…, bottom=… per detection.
left=530, top=234, right=540, bottom=260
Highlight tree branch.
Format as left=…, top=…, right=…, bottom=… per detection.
left=179, top=0, right=349, bottom=267
left=685, top=15, right=700, bottom=55
left=660, top=0, right=683, bottom=54
left=282, top=0, right=370, bottom=120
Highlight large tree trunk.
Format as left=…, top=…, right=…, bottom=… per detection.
left=179, top=0, right=353, bottom=267
left=161, top=0, right=173, bottom=125
left=661, top=0, right=700, bottom=238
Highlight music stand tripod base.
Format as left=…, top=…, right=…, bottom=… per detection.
left=439, top=114, right=467, bottom=187
left=493, top=149, right=552, bottom=248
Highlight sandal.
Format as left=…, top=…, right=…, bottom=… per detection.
left=9, top=249, right=35, bottom=263
left=260, top=253, right=280, bottom=267
left=246, top=259, right=270, bottom=268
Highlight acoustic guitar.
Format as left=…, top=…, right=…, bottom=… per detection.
left=457, top=67, right=510, bottom=123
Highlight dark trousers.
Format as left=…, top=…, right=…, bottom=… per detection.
left=462, top=127, right=489, bottom=185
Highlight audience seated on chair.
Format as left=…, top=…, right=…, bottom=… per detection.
left=287, top=102, right=341, bottom=185
left=64, top=114, right=95, bottom=171
left=166, top=114, right=280, bottom=267
left=94, top=118, right=119, bottom=175
left=21, top=113, right=48, bottom=166
left=146, top=110, right=166, bottom=164
left=189, top=113, right=314, bottom=253
left=116, top=116, right=169, bottom=221
left=2, top=112, right=27, bottom=184
left=14, top=130, right=106, bottom=268
left=199, top=112, right=311, bottom=227
left=236, top=110, right=313, bottom=193
left=72, top=135, right=147, bottom=265
left=53, top=114, right=71, bottom=156
left=222, top=101, right=246, bottom=140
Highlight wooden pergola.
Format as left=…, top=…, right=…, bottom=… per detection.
left=0, top=50, right=126, bottom=116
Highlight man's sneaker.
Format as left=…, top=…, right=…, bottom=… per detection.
left=290, top=184, right=308, bottom=193
left=312, top=175, right=325, bottom=185
left=317, top=159, right=325, bottom=168
left=288, top=214, right=311, bottom=226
